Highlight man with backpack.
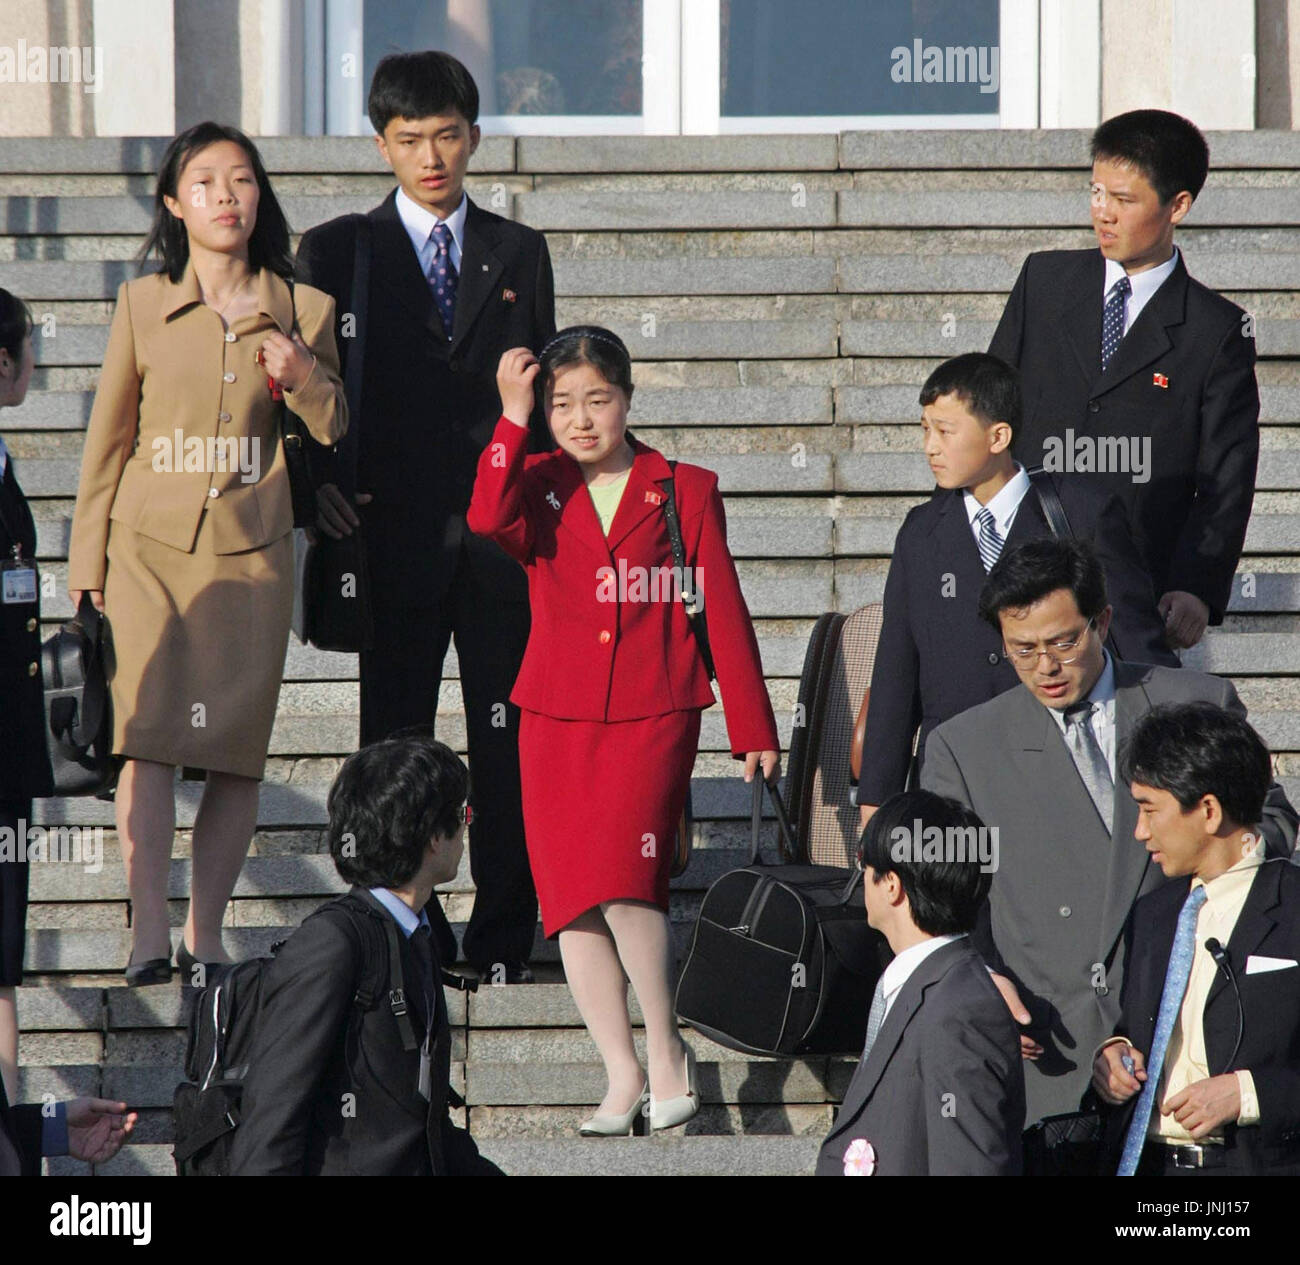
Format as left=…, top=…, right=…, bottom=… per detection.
left=220, top=733, right=498, bottom=1175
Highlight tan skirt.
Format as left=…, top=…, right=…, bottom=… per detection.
left=102, top=512, right=294, bottom=779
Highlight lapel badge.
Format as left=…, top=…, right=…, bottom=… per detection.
left=502, top=288, right=517, bottom=303
left=545, top=490, right=561, bottom=511
left=1152, top=373, right=1169, bottom=389
left=644, top=489, right=664, bottom=506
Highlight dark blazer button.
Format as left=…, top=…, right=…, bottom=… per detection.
left=26, top=617, right=37, bottom=632
left=1088, top=400, right=1100, bottom=413
left=987, top=652, right=999, bottom=664
left=449, top=358, right=461, bottom=373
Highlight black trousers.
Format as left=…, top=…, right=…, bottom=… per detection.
left=359, top=543, right=536, bottom=966
left=0, top=800, right=30, bottom=986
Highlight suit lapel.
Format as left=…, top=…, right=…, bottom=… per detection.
left=927, top=489, right=987, bottom=600
left=1207, top=861, right=1282, bottom=1017
left=536, top=454, right=611, bottom=561
left=604, top=433, right=674, bottom=552
left=1098, top=663, right=1156, bottom=964
left=827, top=941, right=969, bottom=1145
left=1054, top=251, right=1105, bottom=389
left=371, top=191, right=448, bottom=345
left=452, top=198, right=505, bottom=352
left=1093, top=254, right=1186, bottom=396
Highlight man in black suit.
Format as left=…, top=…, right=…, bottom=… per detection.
left=817, top=790, right=1024, bottom=1176
left=989, top=109, right=1259, bottom=651
left=859, top=352, right=1174, bottom=813
left=1094, top=703, right=1300, bottom=1176
left=296, top=52, right=556, bottom=981
left=231, top=734, right=499, bottom=1176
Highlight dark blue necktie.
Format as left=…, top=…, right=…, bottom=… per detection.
left=1117, top=884, right=1208, bottom=1175
left=1101, top=275, right=1131, bottom=372
left=429, top=222, right=458, bottom=340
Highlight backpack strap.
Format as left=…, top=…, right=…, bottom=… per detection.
left=658, top=461, right=716, bottom=680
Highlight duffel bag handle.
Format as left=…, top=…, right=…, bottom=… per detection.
left=748, top=775, right=797, bottom=866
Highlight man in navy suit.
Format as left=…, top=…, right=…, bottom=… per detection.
left=990, top=109, right=1259, bottom=651
left=817, top=790, right=1024, bottom=1176
left=859, top=352, right=1173, bottom=813
left=1094, top=703, right=1300, bottom=1176
left=296, top=52, right=556, bottom=981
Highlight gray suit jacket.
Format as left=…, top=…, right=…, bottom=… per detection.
left=921, top=660, right=1298, bottom=1125
left=815, top=939, right=1025, bottom=1176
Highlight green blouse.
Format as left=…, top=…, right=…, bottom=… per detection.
left=587, top=468, right=631, bottom=536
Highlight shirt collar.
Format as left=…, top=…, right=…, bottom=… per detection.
left=1103, top=246, right=1180, bottom=305
left=1191, top=835, right=1267, bottom=904
left=158, top=261, right=294, bottom=335
left=368, top=886, right=430, bottom=938
left=963, top=463, right=1031, bottom=536
left=395, top=186, right=468, bottom=255
left=879, top=933, right=966, bottom=1003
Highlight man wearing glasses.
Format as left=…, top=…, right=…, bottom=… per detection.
left=921, top=537, right=1297, bottom=1127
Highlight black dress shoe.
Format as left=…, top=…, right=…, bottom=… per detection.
left=176, top=942, right=229, bottom=990
left=124, top=954, right=173, bottom=987
left=473, top=960, right=535, bottom=985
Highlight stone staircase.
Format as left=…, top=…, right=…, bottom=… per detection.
left=6, top=130, right=1299, bottom=1176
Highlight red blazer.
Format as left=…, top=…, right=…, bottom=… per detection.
left=467, top=416, right=779, bottom=758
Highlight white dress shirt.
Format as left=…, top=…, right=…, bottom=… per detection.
left=395, top=186, right=467, bottom=277
left=877, top=933, right=967, bottom=1023
left=1102, top=247, right=1180, bottom=337
left=1046, top=649, right=1117, bottom=778
left=962, top=462, right=1032, bottom=545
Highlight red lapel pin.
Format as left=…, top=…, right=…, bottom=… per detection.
left=644, top=490, right=664, bottom=506
left=502, top=288, right=517, bottom=303
left=1153, top=373, right=1169, bottom=388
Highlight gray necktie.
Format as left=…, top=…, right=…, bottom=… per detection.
left=1063, top=701, right=1114, bottom=828
left=861, top=977, right=888, bottom=1061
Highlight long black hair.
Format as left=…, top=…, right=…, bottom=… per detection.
left=0, top=288, right=33, bottom=360
left=140, top=122, right=294, bottom=282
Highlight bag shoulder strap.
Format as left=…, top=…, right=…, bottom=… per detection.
left=1027, top=466, right=1074, bottom=540
left=658, top=461, right=716, bottom=679
left=748, top=775, right=798, bottom=867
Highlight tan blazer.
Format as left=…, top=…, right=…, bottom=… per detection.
left=68, top=263, right=346, bottom=589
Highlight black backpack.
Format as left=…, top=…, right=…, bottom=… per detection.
left=675, top=777, right=891, bottom=1057
left=172, top=894, right=471, bottom=1176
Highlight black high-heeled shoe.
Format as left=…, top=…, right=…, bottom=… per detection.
left=124, top=951, right=173, bottom=987
left=176, top=941, right=228, bottom=990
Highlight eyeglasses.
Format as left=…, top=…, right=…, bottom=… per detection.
left=458, top=803, right=473, bottom=827
left=1001, top=618, right=1096, bottom=670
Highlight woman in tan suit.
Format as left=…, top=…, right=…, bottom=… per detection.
left=68, top=123, right=346, bottom=984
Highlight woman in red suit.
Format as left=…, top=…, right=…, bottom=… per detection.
left=469, top=327, right=780, bottom=1135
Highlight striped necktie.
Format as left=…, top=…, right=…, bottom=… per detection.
left=1117, top=884, right=1209, bottom=1175
left=974, top=506, right=1004, bottom=573
left=1062, top=701, right=1114, bottom=827
left=1101, top=275, right=1131, bottom=372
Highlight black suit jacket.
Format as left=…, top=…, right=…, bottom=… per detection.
left=816, top=939, right=1025, bottom=1175
left=989, top=248, right=1259, bottom=621
left=1102, top=859, right=1300, bottom=1175
left=229, top=889, right=492, bottom=1176
left=859, top=471, right=1175, bottom=805
left=295, top=192, right=556, bottom=606
left=0, top=1073, right=43, bottom=1177
left=0, top=457, right=53, bottom=801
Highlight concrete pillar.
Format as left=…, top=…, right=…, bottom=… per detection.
left=91, top=0, right=173, bottom=135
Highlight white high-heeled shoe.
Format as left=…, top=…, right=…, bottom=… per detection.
left=579, top=1083, right=649, bottom=1137
left=649, top=1044, right=700, bottom=1131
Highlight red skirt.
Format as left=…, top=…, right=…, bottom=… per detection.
left=518, top=708, right=703, bottom=937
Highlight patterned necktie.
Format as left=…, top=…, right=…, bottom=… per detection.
left=974, top=506, right=1004, bottom=573
left=1101, top=275, right=1131, bottom=372
left=861, top=977, right=888, bottom=1061
left=429, top=222, right=458, bottom=340
left=1117, top=884, right=1210, bottom=1175
left=1062, top=701, right=1114, bottom=828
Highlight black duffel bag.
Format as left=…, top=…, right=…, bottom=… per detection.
left=41, top=591, right=116, bottom=797
left=675, top=776, right=890, bottom=1057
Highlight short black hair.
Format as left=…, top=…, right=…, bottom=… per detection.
left=368, top=50, right=480, bottom=133
left=540, top=325, right=635, bottom=402
left=1090, top=108, right=1210, bottom=205
left=0, top=288, right=33, bottom=360
left=978, top=537, right=1108, bottom=631
left=141, top=122, right=293, bottom=283
left=327, top=733, right=468, bottom=889
left=919, top=352, right=1021, bottom=441
left=1119, top=702, right=1272, bottom=830
left=857, top=790, right=992, bottom=936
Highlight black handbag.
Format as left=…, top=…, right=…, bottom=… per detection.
left=42, top=591, right=117, bottom=796
left=292, top=214, right=375, bottom=652
left=675, top=777, right=891, bottom=1057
